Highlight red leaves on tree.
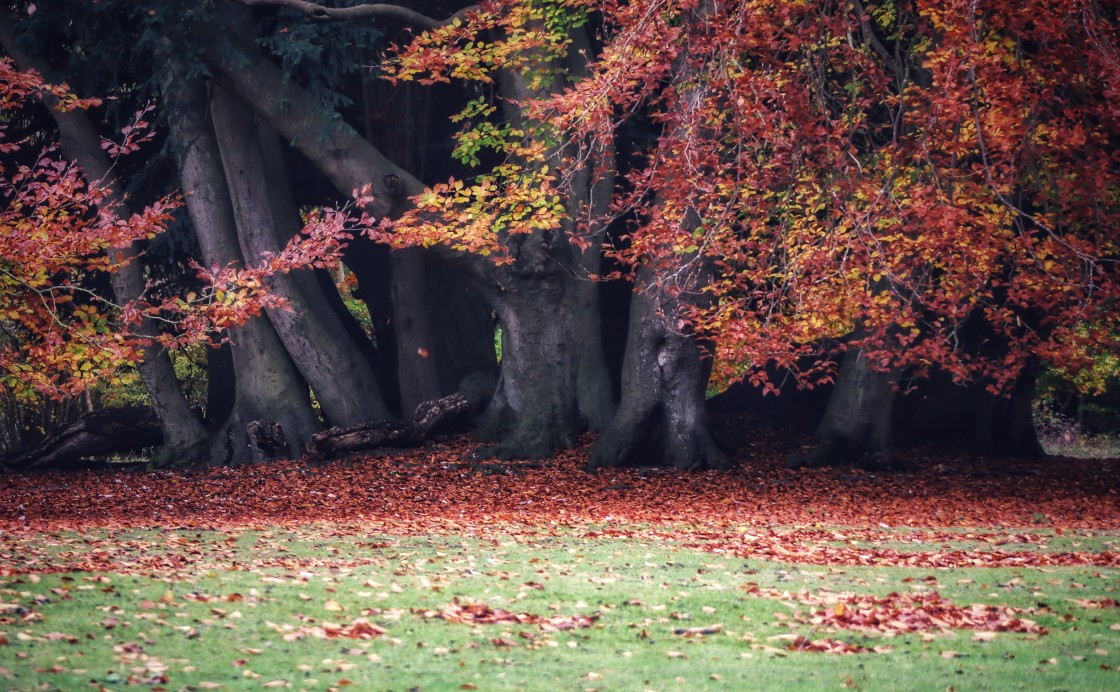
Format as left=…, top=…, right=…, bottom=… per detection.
left=389, top=0, right=1120, bottom=393
left=0, top=58, right=362, bottom=398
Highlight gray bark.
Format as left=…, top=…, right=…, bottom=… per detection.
left=208, top=85, right=392, bottom=426
left=160, top=59, right=324, bottom=464
left=784, top=347, right=900, bottom=470
left=391, top=249, right=497, bottom=414
left=1, top=407, right=161, bottom=471
left=195, top=26, right=420, bottom=219
left=588, top=266, right=728, bottom=471
left=472, top=275, right=587, bottom=460
left=306, top=392, right=476, bottom=460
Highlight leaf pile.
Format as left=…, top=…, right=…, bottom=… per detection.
left=416, top=598, right=597, bottom=632
left=1, top=434, right=1116, bottom=533
left=745, top=587, right=1047, bottom=637
left=269, top=617, right=388, bottom=642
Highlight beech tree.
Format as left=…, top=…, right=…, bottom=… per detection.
left=1, top=13, right=376, bottom=465
left=530, top=0, right=1120, bottom=469
left=0, top=56, right=167, bottom=401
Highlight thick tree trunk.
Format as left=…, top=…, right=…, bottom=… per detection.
left=198, top=17, right=614, bottom=460
left=784, top=347, right=900, bottom=470
left=160, top=60, right=325, bottom=465
left=588, top=267, right=728, bottom=471
left=472, top=275, right=588, bottom=459
left=209, top=86, right=392, bottom=426
left=0, top=24, right=212, bottom=464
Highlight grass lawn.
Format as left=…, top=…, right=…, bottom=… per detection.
left=1, top=522, right=1118, bottom=691
left=0, top=440, right=1117, bottom=690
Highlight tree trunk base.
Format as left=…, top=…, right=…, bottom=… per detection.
left=783, top=437, right=902, bottom=471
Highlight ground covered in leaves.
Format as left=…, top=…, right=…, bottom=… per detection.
left=0, top=433, right=1118, bottom=690
left=2, top=430, right=1118, bottom=532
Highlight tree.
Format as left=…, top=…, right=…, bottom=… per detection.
left=537, top=0, right=1120, bottom=469
left=194, top=0, right=617, bottom=460
left=0, top=54, right=179, bottom=406
left=0, top=18, right=365, bottom=466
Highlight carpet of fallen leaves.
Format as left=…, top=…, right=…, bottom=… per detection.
left=0, top=428, right=1116, bottom=572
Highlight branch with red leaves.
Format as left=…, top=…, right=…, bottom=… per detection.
left=0, top=56, right=364, bottom=400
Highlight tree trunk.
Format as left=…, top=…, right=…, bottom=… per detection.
left=588, top=267, right=728, bottom=471
left=160, top=58, right=325, bottom=465
left=0, top=22, right=212, bottom=464
left=208, top=85, right=392, bottom=426
left=392, top=249, right=497, bottom=415
left=197, top=18, right=615, bottom=460
left=364, top=54, right=498, bottom=417
left=784, top=347, right=900, bottom=470
left=562, top=149, right=617, bottom=434
left=471, top=274, right=587, bottom=460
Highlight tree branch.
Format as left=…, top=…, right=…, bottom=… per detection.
left=231, top=0, right=476, bottom=30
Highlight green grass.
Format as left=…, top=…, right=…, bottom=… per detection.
left=1, top=524, right=1118, bottom=691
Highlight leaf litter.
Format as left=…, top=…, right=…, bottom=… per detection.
left=0, top=433, right=1116, bottom=677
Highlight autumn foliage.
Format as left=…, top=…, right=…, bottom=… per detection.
left=0, top=58, right=167, bottom=397
left=0, top=57, right=358, bottom=401
left=384, top=0, right=1120, bottom=393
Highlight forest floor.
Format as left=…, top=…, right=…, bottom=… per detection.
left=0, top=426, right=1117, bottom=690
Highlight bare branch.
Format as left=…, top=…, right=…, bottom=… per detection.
left=231, top=0, right=476, bottom=30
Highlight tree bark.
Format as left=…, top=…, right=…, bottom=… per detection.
left=1, top=407, right=161, bottom=472
left=208, top=85, right=393, bottom=426
left=470, top=274, right=588, bottom=459
left=306, top=392, right=474, bottom=459
left=197, top=18, right=617, bottom=460
left=588, top=266, right=728, bottom=471
left=784, top=347, right=900, bottom=470
left=159, top=55, right=326, bottom=465
left=0, top=20, right=212, bottom=465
